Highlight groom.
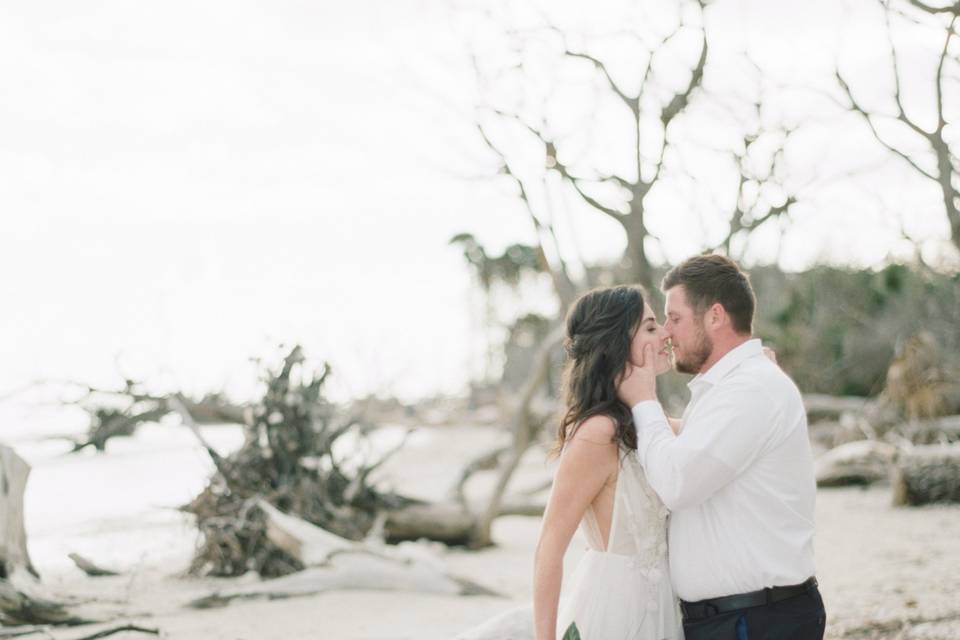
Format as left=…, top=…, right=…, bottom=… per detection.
left=618, top=254, right=825, bottom=639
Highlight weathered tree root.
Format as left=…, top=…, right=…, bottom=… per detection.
left=67, top=625, right=160, bottom=640
left=187, top=500, right=502, bottom=609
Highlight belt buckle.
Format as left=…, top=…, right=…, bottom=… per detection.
left=681, top=600, right=718, bottom=620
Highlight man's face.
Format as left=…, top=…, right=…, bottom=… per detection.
left=664, top=285, right=713, bottom=374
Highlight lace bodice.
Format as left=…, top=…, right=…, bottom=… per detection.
left=556, top=450, right=682, bottom=639
left=579, top=451, right=670, bottom=574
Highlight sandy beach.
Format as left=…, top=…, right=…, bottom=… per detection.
left=12, top=418, right=960, bottom=639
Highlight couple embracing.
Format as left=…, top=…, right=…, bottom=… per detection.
left=534, top=254, right=826, bottom=640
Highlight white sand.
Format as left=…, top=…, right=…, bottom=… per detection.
left=10, top=419, right=960, bottom=639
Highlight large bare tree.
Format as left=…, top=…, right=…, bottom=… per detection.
left=467, top=0, right=801, bottom=297
left=452, top=0, right=802, bottom=546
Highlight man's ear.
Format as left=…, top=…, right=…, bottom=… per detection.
left=707, top=302, right=726, bottom=330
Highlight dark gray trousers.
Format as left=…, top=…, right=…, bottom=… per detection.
left=681, top=587, right=826, bottom=640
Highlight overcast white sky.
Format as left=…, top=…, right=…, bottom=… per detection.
left=0, top=0, right=955, bottom=405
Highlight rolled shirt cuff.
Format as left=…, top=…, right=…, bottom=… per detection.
left=631, top=400, right=670, bottom=432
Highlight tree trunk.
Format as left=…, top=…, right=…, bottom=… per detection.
left=892, top=444, right=960, bottom=506
left=468, top=324, right=564, bottom=548
left=0, top=445, right=86, bottom=626
left=384, top=503, right=477, bottom=546
left=381, top=496, right=548, bottom=546
left=933, top=133, right=960, bottom=254
left=622, top=215, right=654, bottom=290
left=0, top=447, right=36, bottom=580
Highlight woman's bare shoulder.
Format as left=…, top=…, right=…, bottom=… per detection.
left=568, top=414, right=617, bottom=447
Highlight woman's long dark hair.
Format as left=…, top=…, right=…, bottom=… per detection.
left=555, top=284, right=649, bottom=454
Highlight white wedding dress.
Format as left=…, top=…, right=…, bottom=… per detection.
left=555, top=452, right=683, bottom=640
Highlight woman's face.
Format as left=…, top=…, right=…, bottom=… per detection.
left=630, top=303, right=672, bottom=375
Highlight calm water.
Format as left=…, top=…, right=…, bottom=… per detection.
left=2, top=400, right=427, bottom=578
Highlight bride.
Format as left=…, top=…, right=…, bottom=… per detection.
left=533, top=285, right=683, bottom=640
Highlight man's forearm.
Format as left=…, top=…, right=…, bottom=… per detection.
left=631, top=401, right=735, bottom=510
left=631, top=400, right=677, bottom=499
left=632, top=401, right=673, bottom=449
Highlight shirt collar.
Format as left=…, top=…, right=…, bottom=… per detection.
left=687, top=338, right=763, bottom=390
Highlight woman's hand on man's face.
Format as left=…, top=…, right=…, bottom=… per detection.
left=617, top=343, right=658, bottom=407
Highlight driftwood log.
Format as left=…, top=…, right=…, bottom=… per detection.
left=174, top=342, right=554, bottom=570
left=806, top=395, right=960, bottom=451
left=0, top=624, right=162, bottom=640
left=189, top=501, right=500, bottom=608
left=815, top=441, right=897, bottom=487
left=898, top=415, right=960, bottom=445
left=803, top=394, right=869, bottom=421
left=807, top=414, right=879, bottom=452
left=381, top=496, right=547, bottom=547
left=0, top=446, right=87, bottom=626
left=59, top=341, right=553, bottom=580
left=67, top=554, right=119, bottom=578
left=384, top=503, right=477, bottom=545
left=0, top=447, right=36, bottom=581
left=180, top=346, right=428, bottom=576
left=892, top=444, right=960, bottom=506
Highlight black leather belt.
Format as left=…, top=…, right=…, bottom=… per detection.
left=680, top=577, right=819, bottom=620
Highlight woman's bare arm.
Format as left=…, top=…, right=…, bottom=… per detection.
left=533, top=416, right=618, bottom=640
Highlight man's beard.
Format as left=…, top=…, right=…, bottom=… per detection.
left=674, top=324, right=713, bottom=374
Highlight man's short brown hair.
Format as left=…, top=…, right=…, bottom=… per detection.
left=662, top=254, right=755, bottom=335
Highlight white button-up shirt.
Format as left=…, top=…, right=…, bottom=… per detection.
left=632, top=339, right=816, bottom=602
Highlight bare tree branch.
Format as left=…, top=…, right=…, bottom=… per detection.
left=836, top=71, right=939, bottom=181
left=474, top=118, right=579, bottom=307
left=486, top=107, right=631, bottom=224
left=907, top=0, right=960, bottom=15
left=554, top=164, right=628, bottom=223
left=660, top=31, right=708, bottom=128
left=564, top=50, right=639, bottom=116
left=839, top=1, right=960, bottom=253
left=645, top=28, right=707, bottom=186
left=466, top=1, right=778, bottom=290
left=935, top=16, right=958, bottom=132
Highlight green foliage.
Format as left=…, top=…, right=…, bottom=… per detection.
left=489, top=262, right=958, bottom=403
left=468, top=257, right=956, bottom=402
left=751, top=264, right=960, bottom=397
left=562, top=622, right=581, bottom=640
left=450, top=232, right=544, bottom=291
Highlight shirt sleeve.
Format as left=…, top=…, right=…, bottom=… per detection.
left=631, top=382, right=777, bottom=511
